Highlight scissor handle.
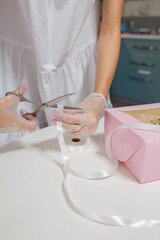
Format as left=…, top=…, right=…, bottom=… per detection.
left=5, top=92, right=43, bottom=105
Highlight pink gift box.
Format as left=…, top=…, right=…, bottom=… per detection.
left=104, top=103, right=160, bottom=184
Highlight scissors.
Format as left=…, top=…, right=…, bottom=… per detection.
left=5, top=91, right=83, bottom=117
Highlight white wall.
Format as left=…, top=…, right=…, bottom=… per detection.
left=123, top=0, right=160, bottom=17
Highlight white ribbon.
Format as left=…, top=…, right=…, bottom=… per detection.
left=56, top=107, right=160, bottom=227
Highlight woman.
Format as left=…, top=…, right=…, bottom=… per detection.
left=0, top=0, right=123, bottom=145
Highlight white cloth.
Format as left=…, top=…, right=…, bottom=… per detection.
left=0, top=0, right=112, bottom=147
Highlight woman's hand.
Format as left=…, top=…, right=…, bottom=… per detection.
left=0, top=79, right=38, bottom=133
left=51, top=94, right=106, bottom=137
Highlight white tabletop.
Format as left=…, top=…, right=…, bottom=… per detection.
left=121, top=34, right=160, bottom=40
left=0, top=119, right=160, bottom=240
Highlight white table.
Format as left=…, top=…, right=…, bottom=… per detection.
left=0, top=119, right=160, bottom=240
left=121, top=33, right=160, bottom=40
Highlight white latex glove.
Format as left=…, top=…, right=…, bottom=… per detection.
left=0, top=79, right=38, bottom=133
left=51, top=94, right=106, bottom=137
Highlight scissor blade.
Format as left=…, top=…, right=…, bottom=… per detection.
left=45, top=93, right=75, bottom=107
left=49, top=104, right=84, bottom=111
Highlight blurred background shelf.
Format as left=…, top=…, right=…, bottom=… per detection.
left=110, top=0, right=160, bottom=107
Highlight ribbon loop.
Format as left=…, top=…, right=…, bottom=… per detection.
left=56, top=110, right=160, bottom=227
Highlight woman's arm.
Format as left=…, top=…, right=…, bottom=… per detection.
left=51, top=0, right=124, bottom=136
left=94, top=0, right=124, bottom=99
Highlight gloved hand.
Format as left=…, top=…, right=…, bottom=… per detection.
left=0, top=79, right=38, bottom=133
left=51, top=93, right=106, bottom=137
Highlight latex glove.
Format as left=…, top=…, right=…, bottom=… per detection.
left=51, top=94, right=106, bottom=137
left=0, top=79, right=38, bottom=133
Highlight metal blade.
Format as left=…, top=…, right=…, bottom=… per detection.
left=49, top=104, right=84, bottom=111
left=45, top=93, right=75, bottom=107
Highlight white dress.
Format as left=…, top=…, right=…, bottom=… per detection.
left=0, top=0, right=112, bottom=146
